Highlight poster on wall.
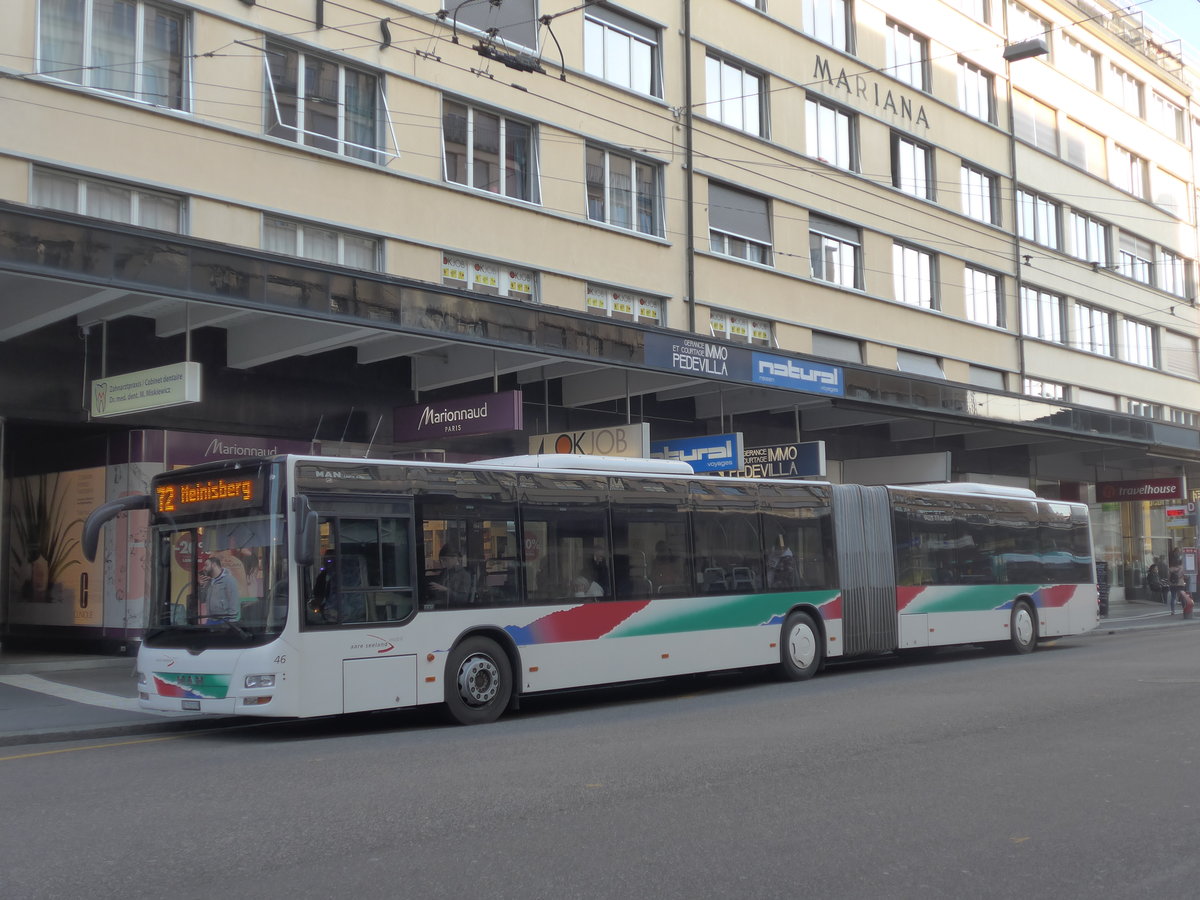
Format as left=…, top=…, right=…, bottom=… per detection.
left=6, top=468, right=106, bottom=628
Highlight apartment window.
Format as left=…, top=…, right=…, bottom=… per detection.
left=887, top=22, right=928, bottom=91
left=586, top=145, right=662, bottom=236
left=265, top=42, right=384, bottom=163
left=1162, top=330, right=1200, bottom=379
left=38, top=0, right=187, bottom=108
left=803, top=0, right=852, bottom=52
left=897, top=351, right=944, bottom=378
left=1013, top=91, right=1057, bottom=152
left=1062, top=119, right=1105, bottom=177
left=447, top=0, right=536, bottom=49
left=960, top=165, right=998, bottom=224
left=893, top=243, right=936, bottom=309
left=710, top=311, right=772, bottom=346
left=957, top=60, right=994, bottom=123
left=1117, top=233, right=1153, bottom=284
left=1006, top=2, right=1049, bottom=45
left=1021, top=286, right=1064, bottom=343
left=586, top=283, right=662, bottom=324
left=950, top=0, right=989, bottom=23
left=1150, top=93, right=1186, bottom=142
left=1112, top=146, right=1148, bottom=200
left=709, top=183, right=772, bottom=264
left=1121, top=318, right=1156, bottom=367
left=584, top=6, right=660, bottom=97
left=32, top=167, right=183, bottom=232
left=705, top=55, right=765, bottom=136
left=1068, top=212, right=1109, bottom=266
left=1153, top=169, right=1190, bottom=221
left=1158, top=250, right=1189, bottom=299
left=1024, top=379, right=1066, bottom=400
left=1128, top=401, right=1161, bottom=419
left=442, top=253, right=537, bottom=301
left=1058, top=35, right=1097, bottom=90
left=443, top=99, right=539, bottom=203
left=969, top=366, right=1005, bottom=390
left=1108, top=65, right=1143, bottom=117
left=1017, top=190, right=1060, bottom=250
left=892, top=135, right=933, bottom=199
left=1072, top=303, right=1113, bottom=356
left=810, top=215, right=861, bottom=289
left=1077, top=388, right=1117, bottom=410
left=264, top=217, right=379, bottom=270
left=813, top=331, right=863, bottom=363
left=806, top=98, right=856, bottom=171
left=965, top=266, right=1003, bottom=327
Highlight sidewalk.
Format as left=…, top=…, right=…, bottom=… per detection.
left=1, top=598, right=1196, bottom=747
left=0, top=648, right=234, bottom=748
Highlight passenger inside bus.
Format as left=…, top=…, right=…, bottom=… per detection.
left=428, top=545, right=473, bottom=606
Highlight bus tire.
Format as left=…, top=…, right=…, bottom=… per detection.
left=1009, top=600, right=1038, bottom=655
left=776, top=611, right=822, bottom=681
left=444, top=636, right=512, bottom=725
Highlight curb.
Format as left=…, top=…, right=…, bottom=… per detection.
left=0, top=714, right=245, bottom=749
left=1086, top=616, right=1200, bottom=637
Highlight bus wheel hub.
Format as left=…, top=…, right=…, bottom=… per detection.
left=458, top=654, right=499, bottom=706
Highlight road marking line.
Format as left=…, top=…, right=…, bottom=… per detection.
left=0, top=735, right=185, bottom=762
left=0, top=673, right=142, bottom=711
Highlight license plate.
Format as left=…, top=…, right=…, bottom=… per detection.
left=181, top=700, right=201, bottom=711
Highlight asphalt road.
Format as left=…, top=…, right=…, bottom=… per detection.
left=3, top=629, right=1199, bottom=900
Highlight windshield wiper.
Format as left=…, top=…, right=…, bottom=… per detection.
left=213, top=619, right=255, bottom=641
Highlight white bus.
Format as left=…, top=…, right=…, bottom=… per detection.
left=84, top=454, right=1098, bottom=725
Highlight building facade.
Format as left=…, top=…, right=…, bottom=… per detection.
left=1, top=0, right=1198, bottom=649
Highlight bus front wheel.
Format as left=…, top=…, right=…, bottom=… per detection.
left=1009, top=600, right=1038, bottom=655
left=444, top=636, right=512, bottom=725
left=776, top=611, right=822, bottom=681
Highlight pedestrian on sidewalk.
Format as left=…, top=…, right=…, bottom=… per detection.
left=1147, top=557, right=1168, bottom=607
left=1168, top=554, right=1186, bottom=616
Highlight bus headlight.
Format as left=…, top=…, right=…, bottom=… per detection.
left=244, top=674, right=276, bottom=689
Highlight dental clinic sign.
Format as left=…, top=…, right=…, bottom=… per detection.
left=91, top=361, right=202, bottom=417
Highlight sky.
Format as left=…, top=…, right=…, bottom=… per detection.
left=1130, top=0, right=1200, bottom=58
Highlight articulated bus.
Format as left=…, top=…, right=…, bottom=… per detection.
left=83, top=454, right=1098, bottom=725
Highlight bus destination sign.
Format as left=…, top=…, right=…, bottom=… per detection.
left=155, top=476, right=260, bottom=514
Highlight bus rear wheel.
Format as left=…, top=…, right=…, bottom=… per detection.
left=1009, top=600, right=1038, bottom=655
left=444, top=636, right=512, bottom=725
left=776, top=611, right=822, bottom=681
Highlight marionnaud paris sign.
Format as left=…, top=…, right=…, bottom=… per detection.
left=394, top=390, right=523, bottom=441
left=643, top=334, right=844, bottom=398
left=651, top=433, right=745, bottom=473
left=91, top=361, right=202, bottom=418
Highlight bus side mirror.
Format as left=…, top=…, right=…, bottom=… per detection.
left=293, top=495, right=318, bottom=566
left=83, top=495, right=152, bottom=562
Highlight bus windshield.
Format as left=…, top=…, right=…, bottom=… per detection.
left=146, top=515, right=287, bottom=647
